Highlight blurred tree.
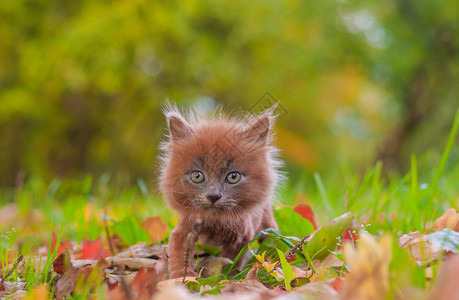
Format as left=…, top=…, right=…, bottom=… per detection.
left=0, top=0, right=457, bottom=187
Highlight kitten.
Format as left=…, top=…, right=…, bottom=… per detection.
left=159, top=105, right=282, bottom=278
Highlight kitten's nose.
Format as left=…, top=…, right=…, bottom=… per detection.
left=206, top=193, right=222, bottom=204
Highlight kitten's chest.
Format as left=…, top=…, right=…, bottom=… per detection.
left=198, top=219, right=252, bottom=246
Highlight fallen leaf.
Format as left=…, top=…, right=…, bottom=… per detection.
left=24, top=284, right=48, bottom=300
left=141, top=216, right=168, bottom=244
left=55, top=265, right=78, bottom=300
left=2, top=282, right=26, bottom=294
left=293, top=281, right=338, bottom=299
left=109, top=257, right=157, bottom=270
left=342, top=233, right=392, bottom=300
left=156, top=277, right=199, bottom=291
left=245, top=263, right=259, bottom=280
left=398, top=231, right=442, bottom=265
left=303, top=212, right=354, bottom=260
left=75, top=237, right=110, bottom=260
left=434, top=208, right=459, bottom=232
left=199, top=256, right=233, bottom=278
left=53, top=249, right=72, bottom=275
left=220, top=279, right=278, bottom=296
left=106, top=285, right=129, bottom=300
left=129, top=268, right=159, bottom=299
left=111, top=242, right=166, bottom=259
left=50, top=233, right=74, bottom=256
left=331, top=277, right=342, bottom=291
left=294, top=204, right=318, bottom=229
left=427, top=228, right=459, bottom=253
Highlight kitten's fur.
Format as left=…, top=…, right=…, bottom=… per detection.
left=159, top=105, right=282, bottom=278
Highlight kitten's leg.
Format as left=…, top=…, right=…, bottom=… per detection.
left=261, top=204, right=279, bottom=230
left=168, top=223, right=198, bottom=278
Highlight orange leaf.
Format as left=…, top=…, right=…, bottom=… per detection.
left=130, top=268, right=159, bottom=299
left=141, top=217, right=168, bottom=244
left=75, top=237, right=110, bottom=259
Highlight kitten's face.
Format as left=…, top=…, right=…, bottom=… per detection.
left=161, top=112, right=276, bottom=216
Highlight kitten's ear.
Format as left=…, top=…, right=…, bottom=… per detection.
left=244, top=112, right=273, bottom=147
left=167, top=112, right=193, bottom=142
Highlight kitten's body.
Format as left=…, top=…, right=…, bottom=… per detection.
left=159, top=106, right=282, bottom=278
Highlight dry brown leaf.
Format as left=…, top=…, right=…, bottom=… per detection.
left=434, top=208, right=459, bottom=232
left=106, top=273, right=137, bottom=286
left=141, top=216, right=168, bottom=244
left=245, top=263, right=260, bottom=280
left=199, top=256, right=233, bottom=278
left=111, top=242, right=166, bottom=259
left=55, top=265, right=78, bottom=300
left=220, top=279, right=276, bottom=296
left=156, top=277, right=198, bottom=291
left=342, top=233, right=392, bottom=300
left=108, top=257, right=157, bottom=270
left=398, top=231, right=442, bottom=265
left=293, top=281, right=339, bottom=300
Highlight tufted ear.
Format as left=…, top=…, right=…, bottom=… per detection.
left=244, top=112, right=272, bottom=147
left=167, top=112, right=193, bottom=142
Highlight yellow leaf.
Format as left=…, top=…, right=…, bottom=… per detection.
left=248, top=244, right=266, bottom=264
left=24, top=284, right=48, bottom=300
left=342, top=233, right=392, bottom=300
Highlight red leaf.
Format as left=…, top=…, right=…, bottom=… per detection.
left=53, top=249, right=72, bottom=275
left=286, top=253, right=296, bottom=263
left=294, top=204, right=318, bottom=229
left=331, top=277, right=343, bottom=291
left=50, top=232, right=73, bottom=255
left=53, top=253, right=65, bottom=275
left=75, top=237, right=110, bottom=260
left=343, top=228, right=359, bottom=242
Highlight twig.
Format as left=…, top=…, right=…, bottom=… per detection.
left=182, top=217, right=203, bottom=283
left=260, top=234, right=310, bottom=281
left=1, top=254, right=23, bottom=283
left=103, top=214, right=116, bottom=256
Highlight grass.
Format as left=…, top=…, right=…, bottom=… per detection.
left=0, top=110, right=458, bottom=298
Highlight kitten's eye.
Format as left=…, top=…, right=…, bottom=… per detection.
left=190, top=171, right=205, bottom=183
left=226, top=172, right=241, bottom=184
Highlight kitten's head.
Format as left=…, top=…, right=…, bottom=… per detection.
left=159, top=105, right=282, bottom=218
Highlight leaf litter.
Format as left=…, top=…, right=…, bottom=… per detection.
left=1, top=207, right=459, bottom=299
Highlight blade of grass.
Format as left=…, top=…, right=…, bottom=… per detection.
left=313, top=172, right=332, bottom=215
left=430, top=109, right=459, bottom=198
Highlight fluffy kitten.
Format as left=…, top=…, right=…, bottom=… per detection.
left=159, top=105, right=282, bottom=278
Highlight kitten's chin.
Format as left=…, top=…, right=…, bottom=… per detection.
left=193, top=204, right=236, bottom=215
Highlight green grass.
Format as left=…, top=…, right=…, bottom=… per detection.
left=0, top=111, right=458, bottom=298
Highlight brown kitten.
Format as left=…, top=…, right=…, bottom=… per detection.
left=159, top=105, right=282, bottom=278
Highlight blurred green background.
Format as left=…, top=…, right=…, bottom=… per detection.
left=1, top=0, right=459, bottom=188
